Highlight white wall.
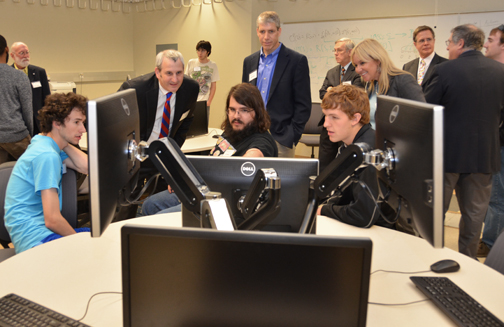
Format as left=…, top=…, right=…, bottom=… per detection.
left=0, top=0, right=134, bottom=99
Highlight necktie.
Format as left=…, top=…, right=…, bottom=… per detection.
left=417, top=59, right=426, bottom=85
left=159, top=92, right=173, bottom=139
left=340, top=67, right=346, bottom=84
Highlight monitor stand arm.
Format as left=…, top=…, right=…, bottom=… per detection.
left=236, top=168, right=281, bottom=231
left=132, top=137, right=283, bottom=232
left=299, top=143, right=390, bottom=234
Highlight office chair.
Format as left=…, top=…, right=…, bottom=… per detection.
left=298, top=103, right=324, bottom=158
left=0, top=162, right=17, bottom=262
left=485, top=231, right=504, bottom=275
left=0, top=161, right=78, bottom=262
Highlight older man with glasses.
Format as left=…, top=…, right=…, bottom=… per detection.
left=140, top=83, right=278, bottom=216
left=10, top=42, right=51, bottom=135
left=424, top=24, right=504, bottom=259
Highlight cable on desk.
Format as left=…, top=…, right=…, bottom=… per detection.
left=371, top=269, right=431, bottom=275
left=77, top=291, right=122, bottom=322
left=369, top=299, right=430, bottom=306
left=368, top=269, right=431, bottom=306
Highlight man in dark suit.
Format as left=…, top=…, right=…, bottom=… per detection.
left=119, top=50, right=199, bottom=148
left=118, top=50, right=198, bottom=220
left=242, top=11, right=311, bottom=158
left=424, top=24, right=504, bottom=259
left=10, top=42, right=51, bottom=135
left=402, top=26, right=448, bottom=92
left=318, top=38, right=362, bottom=172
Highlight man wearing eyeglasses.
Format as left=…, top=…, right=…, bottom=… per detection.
left=424, top=24, right=504, bottom=259
left=140, top=83, right=278, bottom=216
left=478, top=24, right=504, bottom=257
left=10, top=42, right=51, bottom=136
left=318, top=38, right=362, bottom=172
left=0, top=35, right=33, bottom=164
left=403, top=25, right=448, bottom=92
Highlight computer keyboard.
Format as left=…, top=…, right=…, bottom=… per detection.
left=410, top=276, right=504, bottom=327
left=0, top=293, right=89, bottom=327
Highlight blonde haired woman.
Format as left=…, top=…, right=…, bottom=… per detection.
left=351, top=38, right=425, bottom=127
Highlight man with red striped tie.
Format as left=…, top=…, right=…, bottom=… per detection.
left=119, top=50, right=199, bottom=148
left=118, top=50, right=199, bottom=218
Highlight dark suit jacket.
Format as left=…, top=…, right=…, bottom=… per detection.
left=319, top=63, right=362, bottom=100
left=318, top=63, right=363, bottom=172
left=382, top=73, right=426, bottom=102
left=13, top=64, right=51, bottom=135
left=402, top=53, right=448, bottom=92
left=424, top=50, right=504, bottom=173
left=119, top=73, right=199, bottom=147
left=242, top=44, right=311, bottom=148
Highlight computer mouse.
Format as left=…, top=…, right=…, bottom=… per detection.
left=430, top=259, right=460, bottom=273
left=212, top=134, right=220, bottom=138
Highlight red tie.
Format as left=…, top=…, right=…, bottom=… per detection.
left=159, top=92, right=173, bottom=138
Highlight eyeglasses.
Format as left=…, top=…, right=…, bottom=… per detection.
left=332, top=49, right=346, bottom=54
left=16, top=51, right=30, bottom=56
left=227, top=107, right=253, bottom=116
left=445, top=39, right=452, bottom=46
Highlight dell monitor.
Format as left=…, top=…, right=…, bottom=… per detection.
left=121, top=225, right=372, bottom=327
left=87, top=89, right=141, bottom=237
left=375, top=95, right=444, bottom=248
left=182, top=156, right=318, bottom=233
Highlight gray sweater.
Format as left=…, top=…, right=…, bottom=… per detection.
left=0, top=64, right=33, bottom=142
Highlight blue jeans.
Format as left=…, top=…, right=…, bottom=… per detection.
left=141, top=190, right=182, bottom=216
left=482, top=146, right=504, bottom=248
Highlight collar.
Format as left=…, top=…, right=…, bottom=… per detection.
left=341, top=62, right=352, bottom=71
left=419, top=52, right=435, bottom=66
left=158, top=82, right=176, bottom=97
left=351, top=123, right=373, bottom=144
left=14, top=63, right=28, bottom=75
left=260, top=43, right=282, bottom=58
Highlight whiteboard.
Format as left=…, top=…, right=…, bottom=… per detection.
left=281, top=11, right=504, bottom=101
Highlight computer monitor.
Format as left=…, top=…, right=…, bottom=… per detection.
left=182, top=156, right=318, bottom=233
left=186, top=100, right=208, bottom=138
left=375, top=95, right=444, bottom=248
left=87, top=89, right=141, bottom=237
left=121, top=225, right=372, bottom=327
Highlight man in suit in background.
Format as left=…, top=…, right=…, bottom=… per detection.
left=119, top=50, right=199, bottom=148
left=403, top=26, right=448, bottom=92
left=10, top=42, right=51, bottom=135
left=318, top=38, right=362, bottom=172
left=242, top=11, right=311, bottom=158
left=424, top=24, right=504, bottom=259
left=479, top=24, right=504, bottom=257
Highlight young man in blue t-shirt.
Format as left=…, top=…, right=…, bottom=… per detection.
left=5, top=92, right=89, bottom=253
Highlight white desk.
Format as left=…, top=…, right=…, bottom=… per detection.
left=79, top=128, right=222, bottom=153
left=0, top=215, right=503, bottom=326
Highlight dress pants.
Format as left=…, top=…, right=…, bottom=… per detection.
left=444, top=172, right=492, bottom=259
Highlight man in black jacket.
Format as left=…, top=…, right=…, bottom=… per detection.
left=424, top=24, right=504, bottom=258
left=316, top=85, right=393, bottom=229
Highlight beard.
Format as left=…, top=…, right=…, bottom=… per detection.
left=14, top=57, right=29, bottom=69
left=224, top=119, right=259, bottom=145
